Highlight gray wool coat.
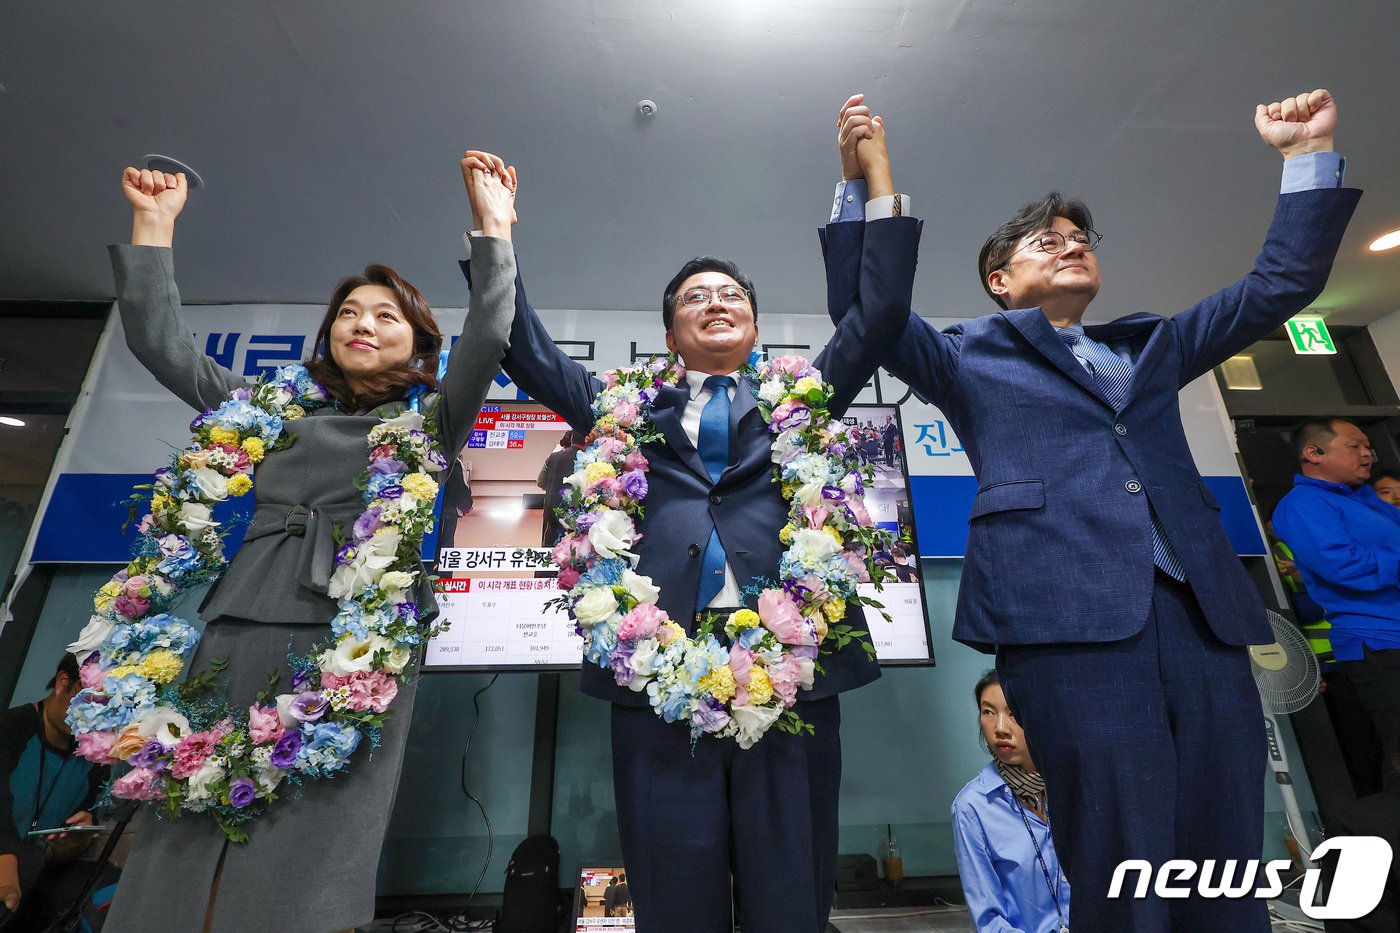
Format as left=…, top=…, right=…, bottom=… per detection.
left=101, top=243, right=514, bottom=933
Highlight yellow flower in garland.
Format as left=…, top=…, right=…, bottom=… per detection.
left=94, top=580, right=123, bottom=613
left=822, top=596, right=847, bottom=623
left=150, top=493, right=173, bottom=513
left=746, top=667, right=774, bottom=706
left=139, top=649, right=184, bottom=684
left=583, top=462, right=617, bottom=484
left=823, top=526, right=844, bottom=548
left=792, top=375, right=823, bottom=399
left=400, top=472, right=439, bottom=501
left=227, top=474, right=253, bottom=497
left=728, top=609, right=761, bottom=631
left=208, top=427, right=240, bottom=445
left=699, top=665, right=737, bottom=704
left=241, top=437, right=266, bottom=462
left=778, top=523, right=796, bottom=546
left=283, top=404, right=307, bottom=421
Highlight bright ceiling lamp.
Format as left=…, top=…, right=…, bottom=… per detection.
left=1369, top=229, right=1400, bottom=252
left=1220, top=355, right=1263, bottom=391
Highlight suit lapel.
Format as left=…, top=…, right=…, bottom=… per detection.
left=725, top=376, right=769, bottom=481
left=651, top=383, right=710, bottom=482
left=1002, top=309, right=1105, bottom=404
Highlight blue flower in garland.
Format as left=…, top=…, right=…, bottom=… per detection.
left=296, top=720, right=362, bottom=775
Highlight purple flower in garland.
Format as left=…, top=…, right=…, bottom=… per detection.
left=691, top=699, right=731, bottom=734
left=334, top=542, right=357, bottom=567
left=289, top=692, right=328, bottom=723
left=821, top=485, right=845, bottom=503
left=290, top=666, right=317, bottom=693
left=575, top=512, right=599, bottom=533
left=270, top=730, right=303, bottom=769
left=353, top=506, right=384, bottom=542
left=229, top=387, right=254, bottom=402
left=228, top=776, right=257, bottom=809
left=128, top=740, right=169, bottom=772
left=378, top=484, right=405, bottom=501
left=619, top=470, right=649, bottom=500
left=369, top=458, right=409, bottom=476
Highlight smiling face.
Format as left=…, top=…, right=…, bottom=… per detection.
left=663, top=271, right=759, bottom=375
left=328, top=284, right=417, bottom=392
left=987, top=216, right=1101, bottom=321
left=979, top=682, right=1036, bottom=771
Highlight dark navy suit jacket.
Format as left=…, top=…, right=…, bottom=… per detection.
left=825, top=188, right=1360, bottom=652
left=469, top=216, right=923, bottom=703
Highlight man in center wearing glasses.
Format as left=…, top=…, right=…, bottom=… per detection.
left=462, top=96, right=919, bottom=932
left=827, top=90, right=1358, bottom=932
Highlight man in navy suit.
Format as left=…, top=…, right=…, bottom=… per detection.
left=829, top=89, right=1359, bottom=931
left=460, top=99, right=921, bottom=932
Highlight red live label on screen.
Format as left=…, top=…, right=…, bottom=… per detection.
left=436, top=579, right=472, bottom=593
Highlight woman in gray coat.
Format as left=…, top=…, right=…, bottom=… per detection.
left=101, top=162, right=516, bottom=933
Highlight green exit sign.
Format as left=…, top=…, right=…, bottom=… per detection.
left=1285, top=316, right=1337, bottom=355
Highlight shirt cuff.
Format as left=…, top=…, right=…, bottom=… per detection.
left=866, top=194, right=913, bottom=220
left=831, top=179, right=868, bottom=223
left=1281, top=152, right=1346, bottom=194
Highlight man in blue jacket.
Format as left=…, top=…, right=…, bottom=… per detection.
left=1273, top=417, right=1400, bottom=795
left=829, top=89, right=1359, bottom=932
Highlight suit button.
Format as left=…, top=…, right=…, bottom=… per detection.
left=709, top=493, right=723, bottom=505
left=1114, top=423, right=1127, bottom=436
left=688, top=543, right=701, bottom=557
left=1124, top=480, right=1143, bottom=494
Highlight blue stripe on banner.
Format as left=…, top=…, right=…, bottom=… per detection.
left=1202, top=476, right=1266, bottom=556
left=908, top=474, right=1264, bottom=559
left=907, top=475, right=980, bottom=558
left=33, top=473, right=443, bottom=564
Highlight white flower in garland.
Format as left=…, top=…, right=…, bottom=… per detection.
left=574, top=586, right=619, bottom=626
left=587, top=509, right=637, bottom=559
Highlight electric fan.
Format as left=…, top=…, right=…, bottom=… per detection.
left=1248, top=609, right=1322, bottom=867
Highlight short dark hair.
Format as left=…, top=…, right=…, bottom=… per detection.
left=661, top=257, right=758, bottom=332
left=978, top=192, right=1094, bottom=309
left=1288, top=417, right=1346, bottom=463
left=973, top=668, right=1000, bottom=707
left=1370, top=466, right=1400, bottom=487
left=46, top=653, right=80, bottom=690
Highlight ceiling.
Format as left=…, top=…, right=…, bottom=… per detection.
left=2, top=1, right=1397, bottom=326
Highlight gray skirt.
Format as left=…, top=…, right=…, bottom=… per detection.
left=104, top=618, right=418, bottom=933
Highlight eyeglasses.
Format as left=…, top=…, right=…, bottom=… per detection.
left=678, top=285, right=752, bottom=308
left=1019, top=229, right=1103, bottom=256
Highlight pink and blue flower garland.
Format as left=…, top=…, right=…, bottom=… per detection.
left=551, top=354, right=890, bottom=748
left=64, top=365, right=447, bottom=841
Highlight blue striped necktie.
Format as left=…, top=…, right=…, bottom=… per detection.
left=1059, top=331, right=1187, bottom=581
left=695, top=376, right=734, bottom=610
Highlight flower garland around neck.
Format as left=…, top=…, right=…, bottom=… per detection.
left=550, top=353, right=891, bottom=748
left=64, top=364, right=448, bottom=842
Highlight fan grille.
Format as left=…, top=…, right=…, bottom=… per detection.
left=1249, top=610, right=1321, bottom=714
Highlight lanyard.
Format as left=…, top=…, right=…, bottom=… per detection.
left=1008, top=790, right=1069, bottom=933
left=29, top=703, right=71, bottom=831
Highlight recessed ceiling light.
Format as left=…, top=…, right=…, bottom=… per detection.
left=142, top=154, right=203, bottom=189
left=0, top=416, right=26, bottom=427
left=1369, top=229, right=1400, bottom=252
